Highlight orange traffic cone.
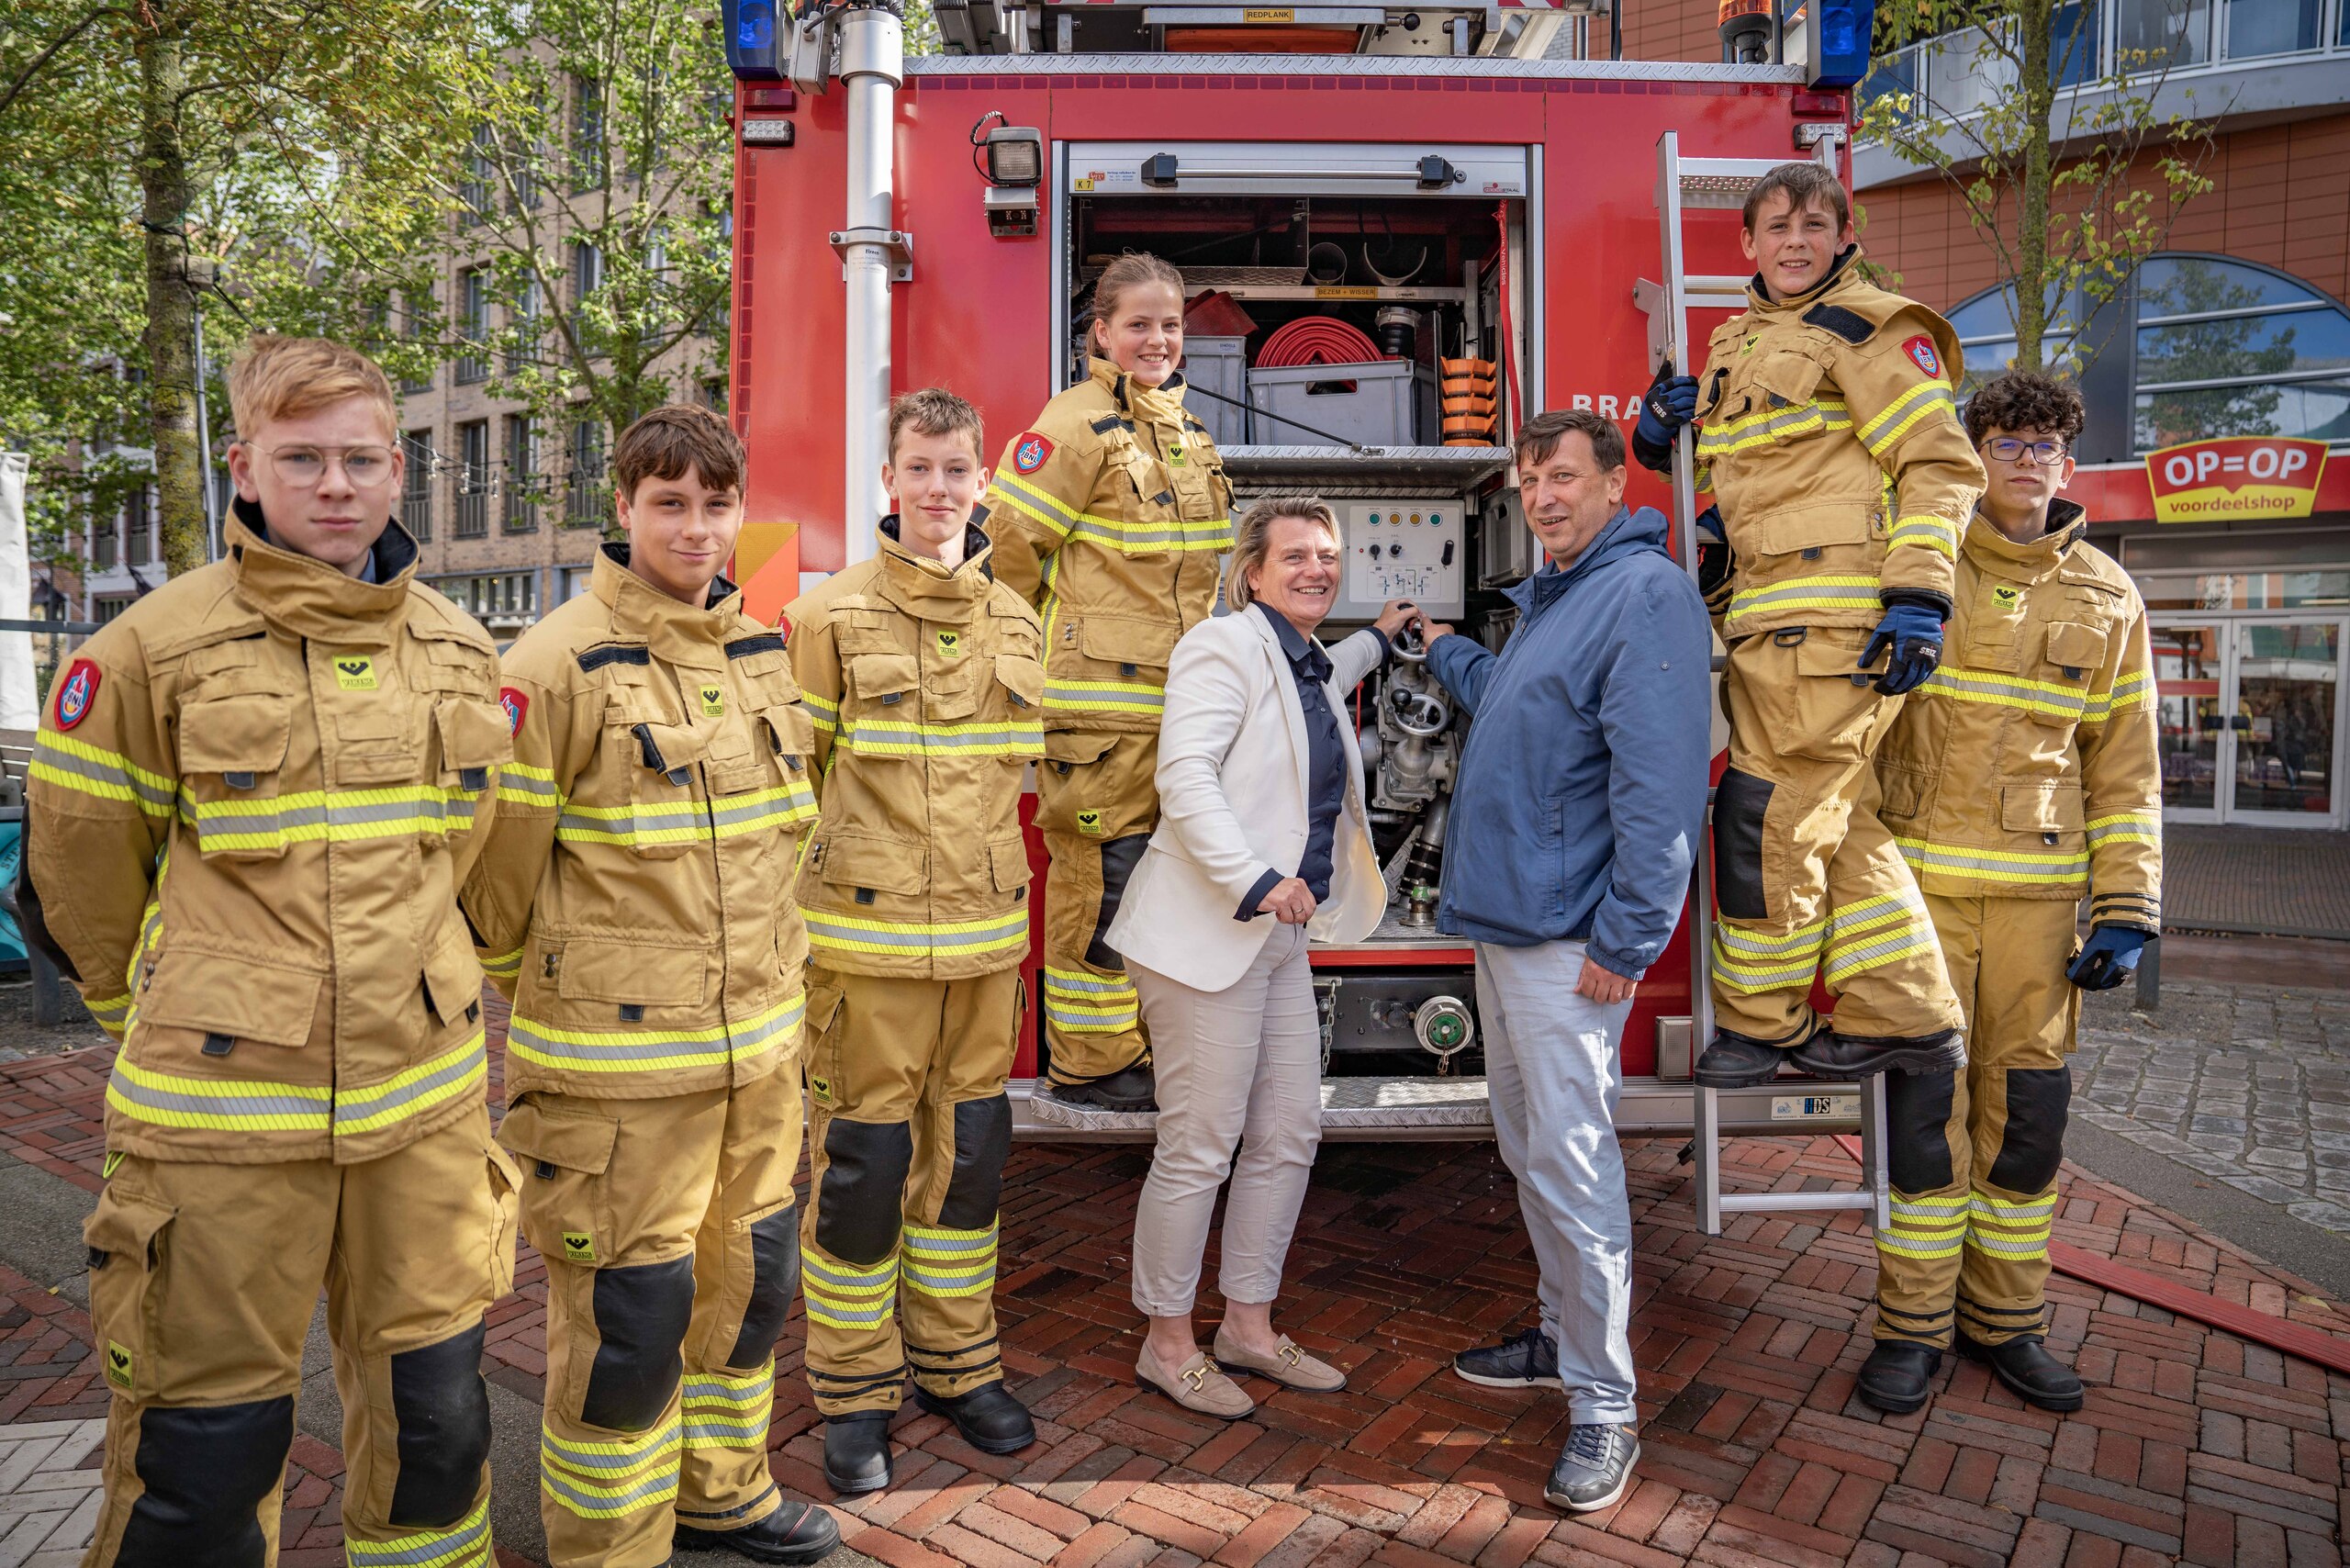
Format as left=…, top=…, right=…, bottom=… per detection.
left=1441, top=357, right=1497, bottom=446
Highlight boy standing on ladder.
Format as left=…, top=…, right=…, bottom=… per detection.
left=1636, top=162, right=1986, bottom=1089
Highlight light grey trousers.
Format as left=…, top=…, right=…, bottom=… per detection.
left=1128, top=924, right=1321, bottom=1317
left=1476, top=938, right=1639, bottom=1425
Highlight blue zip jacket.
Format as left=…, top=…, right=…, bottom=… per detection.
left=1426, top=504, right=1711, bottom=974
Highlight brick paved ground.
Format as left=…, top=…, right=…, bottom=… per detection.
left=2165, top=826, right=2350, bottom=939
left=2076, top=981, right=2350, bottom=1237
left=0, top=1018, right=2346, bottom=1567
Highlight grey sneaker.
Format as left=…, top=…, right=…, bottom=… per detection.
left=1545, top=1423, right=1639, bottom=1513
left=1452, top=1326, right=1561, bottom=1389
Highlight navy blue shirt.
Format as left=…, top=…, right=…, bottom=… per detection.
left=1237, top=601, right=1360, bottom=920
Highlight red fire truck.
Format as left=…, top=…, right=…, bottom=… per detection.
left=721, top=0, right=1874, bottom=1143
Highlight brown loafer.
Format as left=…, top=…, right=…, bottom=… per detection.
left=1211, top=1332, right=1347, bottom=1393
left=1136, top=1343, right=1254, bottom=1419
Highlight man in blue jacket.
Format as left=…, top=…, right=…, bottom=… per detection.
left=1416, top=409, right=1710, bottom=1516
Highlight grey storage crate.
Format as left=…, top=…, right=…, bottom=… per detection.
left=1245, top=359, right=1437, bottom=449
left=1181, top=336, right=1248, bottom=448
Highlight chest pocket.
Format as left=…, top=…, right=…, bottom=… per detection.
left=2034, top=622, right=2110, bottom=727
left=847, top=653, right=920, bottom=713
left=1748, top=352, right=1832, bottom=444
left=431, top=699, right=513, bottom=827
left=1163, top=436, right=1229, bottom=524
left=989, top=600, right=1041, bottom=660
left=179, top=693, right=297, bottom=860
left=730, top=643, right=816, bottom=792
left=597, top=675, right=712, bottom=858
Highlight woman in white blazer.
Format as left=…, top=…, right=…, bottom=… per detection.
left=1106, top=497, right=1413, bottom=1418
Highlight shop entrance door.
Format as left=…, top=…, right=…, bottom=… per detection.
left=2152, top=616, right=2347, bottom=826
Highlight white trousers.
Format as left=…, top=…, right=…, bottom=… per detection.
left=1128, top=924, right=1321, bottom=1317
left=1477, top=938, right=1639, bottom=1425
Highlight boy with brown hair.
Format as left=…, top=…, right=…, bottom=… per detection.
left=1636, top=161, right=1987, bottom=1090
left=464, top=404, right=839, bottom=1566
left=787, top=387, right=1045, bottom=1495
left=28, top=335, right=517, bottom=1567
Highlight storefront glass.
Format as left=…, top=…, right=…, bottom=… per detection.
left=2141, top=571, right=2350, bottom=612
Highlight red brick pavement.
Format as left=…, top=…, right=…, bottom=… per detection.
left=4, top=1018, right=2347, bottom=1568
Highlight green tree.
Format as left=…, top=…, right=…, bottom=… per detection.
left=1860, top=0, right=2215, bottom=375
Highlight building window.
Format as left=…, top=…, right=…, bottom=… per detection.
left=567, top=420, right=607, bottom=527
left=90, top=510, right=118, bottom=571
left=504, top=416, right=540, bottom=533
left=402, top=286, right=436, bottom=394
left=124, top=487, right=151, bottom=567
left=1946, top=252, right=2350, bottom=454
left=94, top=596, right=131, bottom=624
left=455, top=420, right=490, bottom=538
left=571, top=75, right=607, bottom=192
left=456, top=269, right=489, bottom=384
left=573, top=241, right=603, bottom=306
left=430, top=571, right=540, bottom=623
left=2223, top=0, right=2321, bottom=56
left=402, top=431, right=434, bottom=540
left=506, top=274, right=541, bottom=375
left=702, top=377, right=729, bottom=416
left=461, top=124, right=496, bottom=223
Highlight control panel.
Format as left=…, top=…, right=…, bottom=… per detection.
left=1334, top=499, right=1467, bottom=621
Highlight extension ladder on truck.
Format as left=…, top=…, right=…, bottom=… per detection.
left=1635, top=129, right=1891, bottom=1238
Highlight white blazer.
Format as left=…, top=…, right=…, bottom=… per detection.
left=1105, top=608, right=1386, bottom=993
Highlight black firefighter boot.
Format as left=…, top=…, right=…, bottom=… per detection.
left=1792, top=1028, right=1965, bottom=1080
left=1051, top=1064, right=1157, bottom=1113
left=1693, top=1029, right=1794, bottom=1088
left=1955, top=1331, right=2085, bottom=1412
left=1855, top=1339, right=1943, bottom=1415
left=675, top=1500, right=843, bottom=1565
left=912, top=1379, right=1037, bottom=1455
left=822, top=1410, right=895, bottom=1495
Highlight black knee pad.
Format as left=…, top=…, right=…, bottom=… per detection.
left=580, top=1256, right=695, bottom=1431
left=726, top=1205, right=802, bottom=1368
left=816, top=1117, right=913, bottom=1267
left=1886, top=1070, right=1958, bottom=1194
left=116, top=1396, right=293, bottom=1568
left=1986, top=1066, right=2071, bottom=1194
left=386, top=1320, right=490, bottom=1528
left=938, top=1094, right=1012, bottom=1230
left=1711, top=767, right=1773, bottom=922
left=1085, top=834, right=1148, bottom=969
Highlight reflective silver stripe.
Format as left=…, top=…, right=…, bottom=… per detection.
left=838, top=722, right=1045, bottom=755
left=509, top=994, right=803, bottom=1071
left=106, top=1057, right=332, bottom=1132
left=803, top=910, right=1032, bottom=956
left=345, top=1498, right=492, bottom=1567
left=31, top=733, right=175, bottom=815
left=180, top=790, right=476, bottom=849
left=331, top=1033, right=487, bottom=1137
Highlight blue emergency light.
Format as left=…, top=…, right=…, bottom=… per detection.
left=1807, top=0, right=1876, bottom=89
left=724, top=0, right=784, bottom=80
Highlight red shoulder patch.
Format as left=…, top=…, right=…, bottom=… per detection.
left=52, top=659, right=98, bottom=731
left=1903, top=334, right=1943, bottom=379
left=498, top=687, right=529, bottom=735
left=1012, top=432, right=1054, bottom=476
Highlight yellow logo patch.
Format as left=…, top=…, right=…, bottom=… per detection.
left=332, top=655, right=377, bottom=690
left=1075, top=809, right=1104, bottom=836
left=1741, top=335, right=1761, bottom=356
left=561, top=1231, right=597, bottom=1262
left=1168, top=442, right=1187, bottom=467
left=106, top=1341, right=133, bottom=1390
left=935, top=629, right=962, bottom=659
left=1992, top=585, right=2021, bottom=609
left=699, top=684, right=725, bottom=718
left=809, top=1075, right=834, bottom=1105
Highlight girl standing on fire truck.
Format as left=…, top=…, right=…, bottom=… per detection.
left=980, top=253, right=1236, bottom=1114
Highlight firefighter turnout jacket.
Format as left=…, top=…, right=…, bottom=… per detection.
left=461, top=543, right=821, bottom=1565
left=1871, top=503, right=2161, bottom=1349
left=979, top=359, right=1234, bottom=1086
left=787, top=518, right=1038, bottom=1415
left=1694, top=252, right=1982, bottom=633
left=30, top=501, right=520, bottom=1568
left=28, top=505, right=511, bottom=1162
left=462, top=543, right=819, bottom=1097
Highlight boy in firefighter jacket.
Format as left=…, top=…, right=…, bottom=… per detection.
left=1636, top=162, right=1986, bottom=1089
left=1855, top=372, right=2160, bottom=1417
left=981, top=252, right=1235, bottom=1112
left=25, top=336, right=518, bottom=1568
left=787, top=389, right=1046, bottom=1494
left=461, top=406, right=839, bottom=1568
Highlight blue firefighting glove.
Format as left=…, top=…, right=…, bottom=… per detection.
left=1862, top=601, right=1943, bottom=695
left=1695, top=506, right=1730, bottom=599
left=1633, top=364, right=1700, bottom=472
left=2067, top=925, right=2151, bottom=991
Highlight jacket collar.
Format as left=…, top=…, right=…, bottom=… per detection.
left=875, top=514, right=995, bottom=622
left=1748, top=244, right=1863, bottom=313
left=1964, top=497, right=2088, bottom=580
left=1504, top=505, right=1670, bottom=619
left=1251, top=599, right=1333, bottom=678
left=226, top=497, right=417, bottom=645
left=1089, top=356, right=1190, bottom=424
left=591, top=543, right=743, bottom=665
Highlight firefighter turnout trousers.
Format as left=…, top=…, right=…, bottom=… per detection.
left=1035, top=732, right=1159, bottom=1084
left=1876, top=895, right=2080, bottom=1348
left=1711, top=629, right=1963, bottom=1048
left=800, top=968, right=1022, bottom=1416
left=498, top=1069, right=804, bottom=1567
left=81, top=1107, right=516, bottom=1568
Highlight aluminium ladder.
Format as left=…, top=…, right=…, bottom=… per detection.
left=1635, top=129, right=1892, bottom=1238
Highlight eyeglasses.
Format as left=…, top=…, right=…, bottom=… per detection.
left=1983, top=437, right=2068, bottom=466
left=252, top=443, right=397, bottom=488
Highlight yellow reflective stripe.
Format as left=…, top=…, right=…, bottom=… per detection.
left=681, top=1364, right=772, bottom=1450
left=1042, top=678, right=1164, bottom=713
left=1694, top=397, right=1852, bottom=458
left=985, top=472, right=1079, bottom=537
left=1880, top=1194, right=1969, bottom=1258
left=85, top=991, right=133, bottom=1040
left=802, top=1252, right=899, bottom=1329
left=1896, top=836, right=2089, bottom=883
left=836, top=717, right=1044, bottom=758
left=1713, top=921, right=1827, bottom=958
left=903, top=1221, right=998, bottom=1299
left=480, top=946, right=523, bottom=980
left=332, top=1031, right=487, bottom=1137
left=180, top=786, right=480, bottom=851
left=802, top=690, right=840, bottom=734
left=805, top=907, right=1031, bottom=959
left=2101, top=668, right=2154, bottom=717
left=31, top=732, right=174, bottom=817
left=555, top=784, right=815, bottom=847
left=1823, top=891, right=1934, bottom=981
left=1724, top=574, right=1882, bottom=625
left=540, top=1419, right=682, bottom=1518
left=1710, top=919, right=1827, bottom=993
left=2087, top=812, right=2161, bottom=847
left=1068, top=514, right=1234, bottom=554
left=1858, top=379, right=1958, bottom=456
left=1886, top=515, right=1958, bottom=558
left=495, top=761, right=558, bottom=808
left=509, top=992, right=803, bottom=1074
left=345, top=1495, right=492, bottom=1568
left=106, top=1056, right=334, bottom=1134
left=1043, top=968, right=1139, bottom=1031
left=1916, top=666, right=2087, bottom=721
